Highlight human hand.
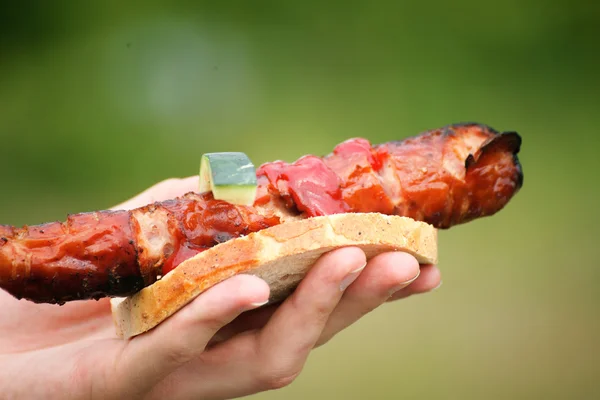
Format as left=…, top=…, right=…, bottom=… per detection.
left=0, top=177, right=442, bottom=400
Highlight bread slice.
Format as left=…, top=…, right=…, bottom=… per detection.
left=110, top=212, right=438, bottom=339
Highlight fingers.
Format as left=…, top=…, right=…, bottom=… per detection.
left=387, top=264, right=442, bottom=301
left=112, top=176, right=199, bottom=210
left=144, top=250, right=439, bottom=400
left=207, top=304, right=279, bottom=347
left=315, top=252, right=420, bottom=347
left=146, top=247, right=369, bottom=399
left=250, top=246, right=367, bottom=388
left=208, top=258, right=442, bottom=349
left=114, top=274, right=270, bottom=397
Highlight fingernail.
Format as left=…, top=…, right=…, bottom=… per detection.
left=388, top=269, right=421, bottom=296
left=340, top=262, right=367, bottom=291
left=247, top=299, right=269, bottom=310
left=431, top=280, right=443, bottom=291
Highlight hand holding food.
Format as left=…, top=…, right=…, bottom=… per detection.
left=0, top=122, right=523, bottom=336
left=0, top=176, right=442, bottom=400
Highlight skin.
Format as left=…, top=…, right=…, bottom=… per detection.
left=0, top=177, right=442, bottom=400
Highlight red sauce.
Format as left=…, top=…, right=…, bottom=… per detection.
left=257, top=156, right=347, bottom=217
left=255, top=138, right=395, bottom=217
left=325, top=139, right=395, bottom=214
left=160, top=193, right=280, bottom=275
left=333, top=138, right=383, bottom=170
left=162, top=244, right=204, bottom=275
left=0, top=211, right=142, bottom=304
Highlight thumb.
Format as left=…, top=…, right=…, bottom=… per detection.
left=115, top=274, right=270, bottom=395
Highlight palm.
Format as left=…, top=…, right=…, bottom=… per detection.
left=0, top=290, right=115, bottom=352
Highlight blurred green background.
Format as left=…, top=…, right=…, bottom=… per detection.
left=1, top=1, right=598, bottom=399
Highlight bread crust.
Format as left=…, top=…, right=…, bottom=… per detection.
left=110, top=213, right=438, bottom=339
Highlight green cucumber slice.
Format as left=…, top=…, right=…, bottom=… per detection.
left=199, top=152, right=257, bottom=206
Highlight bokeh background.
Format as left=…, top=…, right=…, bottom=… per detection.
left=1, top=1, right=598, bottom=399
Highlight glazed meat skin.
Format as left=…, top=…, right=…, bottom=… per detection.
left=0, top=122, right=523, bottom=304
